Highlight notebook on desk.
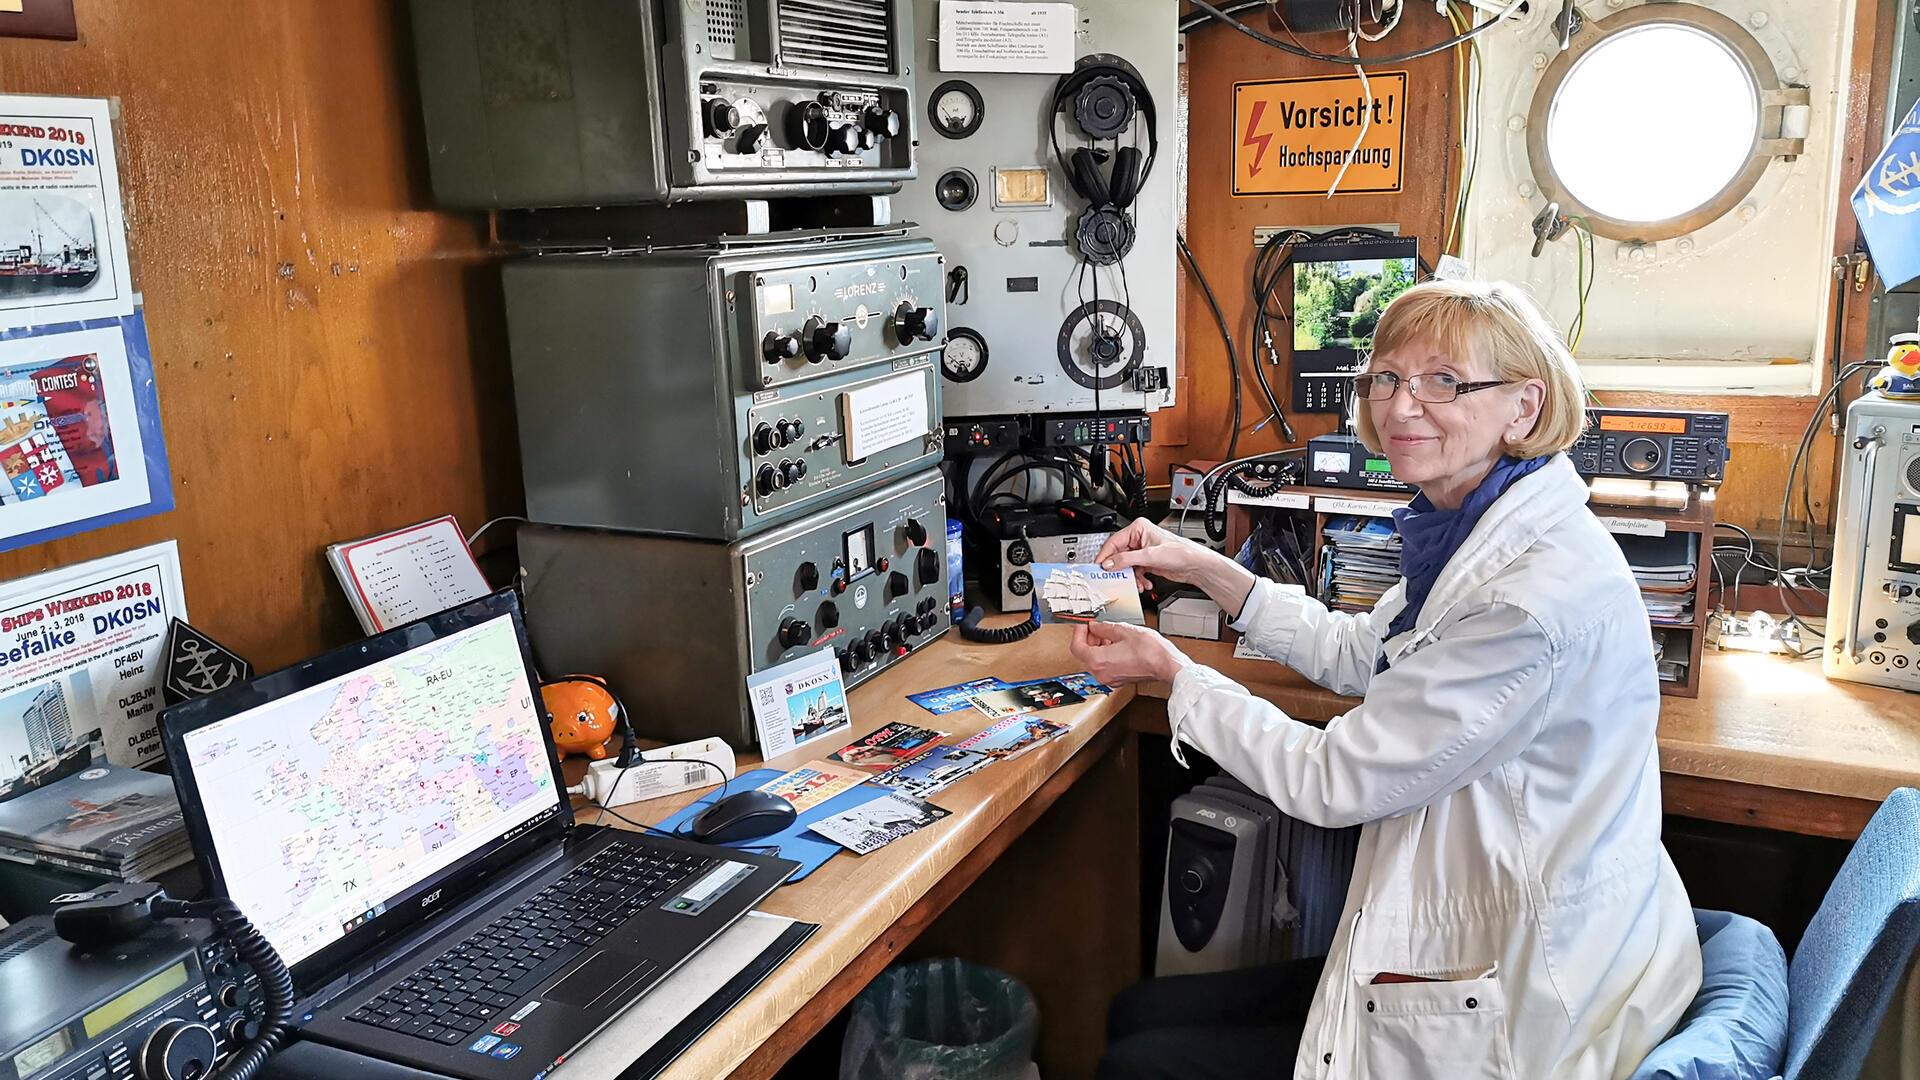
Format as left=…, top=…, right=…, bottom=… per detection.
left=161, top=591, right=798, bottom=1080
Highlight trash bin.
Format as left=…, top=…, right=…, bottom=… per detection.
left=840, top=958, right=1040, bottom=1080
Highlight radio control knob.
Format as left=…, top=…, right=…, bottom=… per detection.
left=225, top=1015, right=259, bottom=1045
left=864, top=630, right=884, bottom=655
left=778, top=617, right=813, bottom=648
left=864, top=106, right=902, bottom=139
left=787, top=100, right=831, bottom=150
left=892, top=303, right=941, bottom=346
left=776, top=418, right=801, bottom=445
left=755, top=464, right=779, bottom=496
left=888, top=571, right=910, bottom=599
left=763, top=331, right=802, bottom=365
left=141, top=1020, right=219, bottom=1080
left=781, top=459, right=807, bottom=486
left=818, top=600, right=840, bottom=628
left=918, top=546, right=941, bottom=586
left=850, top=638, right=871, bottom=665
left=827, top=123, right=862, bottom=156
left=904, top=516, right=928, bottom=547
left=882, top=620, right=904, bottom=649
left=702, top=97, right=740, bottom=138
left=803, top=317, right=851, bottom=363
left=836, top=646, right=853, bottom=672
left=798, top=561, right=820, bottom=590
left=218, top=982, right=240, bottom=1008
left=752, top=423, right=777, bottom=455
left=1907, top=620, right=1920, bottom=646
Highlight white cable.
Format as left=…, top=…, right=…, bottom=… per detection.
left=1356, top=0, right=1404, bottom=42
left=1326, top=38, right=1372, bottom=198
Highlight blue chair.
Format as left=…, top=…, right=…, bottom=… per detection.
left=1633, top=787, right=1920, bottom=1080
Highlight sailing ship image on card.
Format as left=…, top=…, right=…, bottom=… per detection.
left=1030, top=563, right=1146, bottom=625
left=0, top=195, right=100, bottom=296
left=0, top=353, right=116, bottom=504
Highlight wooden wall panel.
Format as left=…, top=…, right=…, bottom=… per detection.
left=0, top=1, right=517, bottom=669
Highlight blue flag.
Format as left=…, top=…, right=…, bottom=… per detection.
left=1853, top=98, right=1920, bottom=290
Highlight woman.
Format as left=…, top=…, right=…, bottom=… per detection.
left=1075, top=281, right=1701, bottom=1080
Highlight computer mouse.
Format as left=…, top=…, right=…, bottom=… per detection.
left=689, top=789, right=797, bottom=844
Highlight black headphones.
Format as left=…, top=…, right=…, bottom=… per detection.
left=1052, top=54, right=1159, bottom=263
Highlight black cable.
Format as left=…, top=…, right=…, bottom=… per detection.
left=1777, top=360, right=1876, bottom=629
left=959, top=605, right=1039, bottom=644
left=1185, top=0, right=1522, bottom=65
left=1178, top=231, right=1243, bottom=460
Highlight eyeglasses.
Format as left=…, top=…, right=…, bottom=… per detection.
left=1350, top=371, right=1511, bottom=403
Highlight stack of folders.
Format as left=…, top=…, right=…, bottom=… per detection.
left=1320, top=516, right=1402, bottom=613
left=1616, top=532, right=1701, bottom=683
left=0, top=764, right=192, bottom=882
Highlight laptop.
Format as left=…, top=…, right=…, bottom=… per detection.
left=160, top=590, right=797, bottom=1079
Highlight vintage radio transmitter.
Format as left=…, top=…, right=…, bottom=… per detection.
left=895, top=0, right=1176, bottom=418
left=410, top=0, right=916, bottom=208
left=1572, top=408, right=1730, bottom=486
left=1824, top=392, right=1920, bottom=692
left=0, top=917, right=265, bottom=1080
left=991, top=516, right=1115, bottom=612
left=504, top=236, right=946, bottom=540
left=520, top=470, right=949, bottom=748
left=1307, top=434, right=1414, bottom=493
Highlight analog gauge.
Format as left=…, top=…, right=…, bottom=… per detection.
left=928, top=80, right=985, bottom=139
left=942, top=327, right=989, bottom=383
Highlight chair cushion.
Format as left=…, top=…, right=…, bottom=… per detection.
left=1630, top=909, right=1788, bottom=1080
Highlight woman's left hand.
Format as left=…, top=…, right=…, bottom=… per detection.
left=1069, top=621, right=1194, bottom=686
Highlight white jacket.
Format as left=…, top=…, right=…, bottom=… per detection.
left=1167, top=454, right=1701, bottom=1080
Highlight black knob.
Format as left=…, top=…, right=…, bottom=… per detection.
left=763, top=331, right=801, bottom=364
left=781, top=459, right=807, bottom=486
left=787, top=101, right=830, bottom=150
left=798, top=561, right=820, bottom=590
left=864, top=106, right=902, bottom=138
left=918, top=545, right=941, bottom=586
left=836, top=647, right=853, bottom=672
left=892, top=303, right=940, bottom=346
left=790, top=418, right=806, bottom=438
left=142, top=1020, right=219, bottom=1080
left=850, top=639, right=871, bottom=665
left=883, top=620, right=904, bottom=649
left=818, top=600, right=840, bottom=628
left=219, top=983, right=241, bottom=1008
left=864, top=630, right=883, bottom=655
left=752, top=423, right=777, bottom=455
left=703, top=97, right=740, bottom=138
left=778, top=617, right=813, bottom=648
left=803, top=317, right=851, bottom=363
left=904, top=516, right=928, bottom=546
left=755, top=464, right=778, bottom=496
left=1907, top=620, right=1920, bottom=646
left=827, top=123, right=862, bottom=155
left=776, top=418, right=800, bottom=445
left=888, top=571, right=910, bottom=599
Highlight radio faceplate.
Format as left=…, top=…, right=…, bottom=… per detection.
left=734, top=249, right=947, bottom=390
left=1572, top=408, right=1730, bottom=486
left=1825, top=393, right=1920, bottom=691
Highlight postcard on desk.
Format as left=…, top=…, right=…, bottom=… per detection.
left=746, top=648, right=852, bottom=758
left=1012, top=671, right=1112, bottom=697
left=908, top=676, right=1008, bottom=715
left=808, top=793, right=951, bottom=855
left=872, top=745, right=993, bottom=799
left=755, top=760, right=868, bottom=813
left=953, top=715, right=1071, bottom=761
left=1029, top=563, right=1146, bottom=625
left=829, top=722, right=949, bottom=771
left=967, top=679, right=1086, bottom=720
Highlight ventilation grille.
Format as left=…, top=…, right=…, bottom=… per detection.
left=706, top=0, right=743, bottom=58
left=1906, top=453, right=1920, bottom=496
left=0, top=924, right=53, bottom=965
left=778, top=0, right=893, bottom=73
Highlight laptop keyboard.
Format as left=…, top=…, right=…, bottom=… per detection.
left=345, top=839, right=719, bottom=1045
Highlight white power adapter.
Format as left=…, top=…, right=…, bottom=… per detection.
left=578, top=737, right=737, bottom=808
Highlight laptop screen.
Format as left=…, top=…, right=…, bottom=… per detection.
left=164, top=593, right=567, bottom=982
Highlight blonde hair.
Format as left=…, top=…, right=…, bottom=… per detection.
left=1353, top=279, right=1587, bottom=459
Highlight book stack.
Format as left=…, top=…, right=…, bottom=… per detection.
left=1616, top=533, right=1699, bottom=628
left=0, top=763, right=192, bottom=881
left=1319, top=516, right=1402, bottom=613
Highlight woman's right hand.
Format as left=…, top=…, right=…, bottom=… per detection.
left=1095, top=518, right=1216, bottom=590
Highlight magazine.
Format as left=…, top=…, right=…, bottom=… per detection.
left=0, top=762, right=189, bottom=880
left=808, top=793, right=951, bottom=855
left=829, top=722, right=949, bottom=771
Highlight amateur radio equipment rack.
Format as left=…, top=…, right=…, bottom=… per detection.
left=1572, top=408, right=1730, bottom=486
left=409, top=0, right=917, bottom=208
left=519, top=470, right=949, bottom=749
left=894, top=0, right=1176, bottom=419
left=504, top=235, right=947, bottom=541
left=0, top=917, right=267, bottom=1080
left=1824, top=391, right=1920, bottom=692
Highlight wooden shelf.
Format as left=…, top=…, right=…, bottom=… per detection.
left=1225, top=484, right=1715, bottom=696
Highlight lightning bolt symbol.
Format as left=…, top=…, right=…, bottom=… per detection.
left=1242, top=100, right=1273, bottom=178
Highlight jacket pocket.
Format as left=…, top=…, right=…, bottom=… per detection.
left=1357, top=970, right=1512, bottom=1080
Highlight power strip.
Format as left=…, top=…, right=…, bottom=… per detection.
left=580, top=737, right=737, bottom=807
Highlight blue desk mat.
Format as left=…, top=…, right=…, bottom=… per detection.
left=654, top=768, right=891, bottom=883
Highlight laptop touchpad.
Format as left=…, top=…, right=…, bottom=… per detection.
left=544, top=950, right=654, bottom=1009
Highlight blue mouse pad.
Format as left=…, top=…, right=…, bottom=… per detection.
left=653, top=768, right=892, bottom=883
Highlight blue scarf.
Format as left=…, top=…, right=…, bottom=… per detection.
left=1377, top=454, right=1553, bottom=672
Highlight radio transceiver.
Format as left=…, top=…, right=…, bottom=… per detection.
left=1825, top=391, right=1920, bottom=691
left=1307, top=434, right=1414, bottom=493
left=410, top=0, right=916, bottom=207
left=1, top=917, right=266, bottom=1080
left=1572, top=408, right=1729, bottom=486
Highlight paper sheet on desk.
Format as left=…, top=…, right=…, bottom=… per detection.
left=551, top=912, right=812, bottom=1080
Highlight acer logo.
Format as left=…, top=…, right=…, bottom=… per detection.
left=421, top=890, right=442, bottom=908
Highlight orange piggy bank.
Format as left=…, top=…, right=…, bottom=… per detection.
left=541, top=679, right=620, bottom=761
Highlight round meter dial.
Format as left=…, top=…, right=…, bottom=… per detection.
left=928, top=80, right=985, bottom=139
left=942, top=327, right=989, bottom=383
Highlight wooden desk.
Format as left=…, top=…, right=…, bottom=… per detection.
left=1132, top=633, right=1920, bottom=839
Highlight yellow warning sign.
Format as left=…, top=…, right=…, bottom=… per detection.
left=1232, top=72, right=1407, bottom=197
